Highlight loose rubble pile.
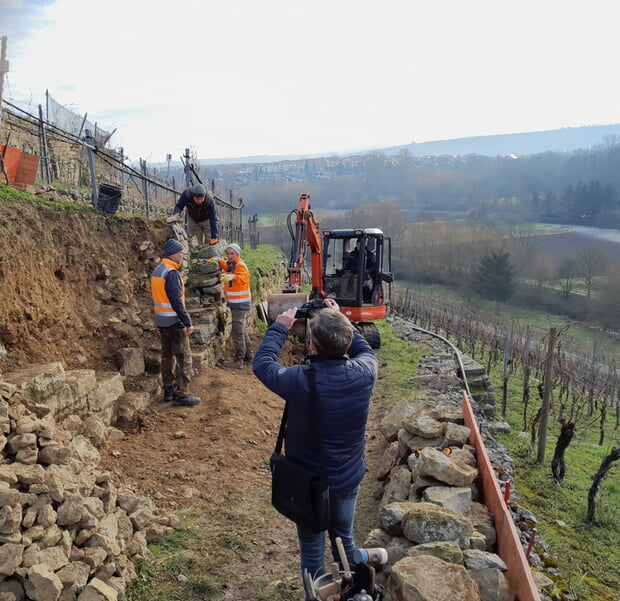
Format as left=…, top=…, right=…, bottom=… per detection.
left=0, top=372, right=181, bottom=601
left=366, top=318, right=554, bottom=601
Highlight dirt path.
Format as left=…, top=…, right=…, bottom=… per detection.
left=100, top=357, right=388, bottom=600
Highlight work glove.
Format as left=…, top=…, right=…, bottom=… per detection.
left=210, top=238, right=219, bottom=245
left=166, top=215, right=180, bottom=223
left=207, top=257, right=222, bottom=263
left=220, top=273, right=234, bottom=283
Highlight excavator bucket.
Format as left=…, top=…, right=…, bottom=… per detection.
left=266, top=292, right=308, bottom=324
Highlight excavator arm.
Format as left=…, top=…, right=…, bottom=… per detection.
left=267, top=193, right=325, bottom=324
left=283, top=193, right=325, bottom=297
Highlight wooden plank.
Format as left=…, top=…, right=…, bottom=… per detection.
left=461, top=391, right=541, bottom=601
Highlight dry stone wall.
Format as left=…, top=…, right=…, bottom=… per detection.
left=369, top=318, right=552, bottom=601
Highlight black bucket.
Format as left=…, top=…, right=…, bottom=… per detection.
left=97, top=183, right=122, bottom=214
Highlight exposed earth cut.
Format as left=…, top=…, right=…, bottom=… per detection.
left=0, top=198, right=387, bottom=599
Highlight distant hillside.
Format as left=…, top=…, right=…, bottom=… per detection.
left=384, top=124, right=620, bottom=158
left=197, top=123, right=620, bottom=166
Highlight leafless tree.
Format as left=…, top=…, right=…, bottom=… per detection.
left=551, top=420, right=575, bottom=483
left=578, top=243, right=605, bottom=298
left=586, top=447, right=620, bottom=523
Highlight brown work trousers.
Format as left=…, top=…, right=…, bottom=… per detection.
left=231, top=308, right=253, bottom=362
left=187, top=215, right=213, bottom=245
left=159, top=327, right=192, bottom=393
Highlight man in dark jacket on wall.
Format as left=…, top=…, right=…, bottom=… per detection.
left=150, top=238, right=201, bottom=407
left=172, top=183, right=219, bottom=245
left=253, top=298, right=378, bottom=598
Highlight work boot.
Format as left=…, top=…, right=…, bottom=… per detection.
left=172, top=393, right=201, bottom=407
left=222, top=359, right=244, bottom=369
left=244, top=351, right=254, bottom=363
left=162, top=387, right=175, bottom=402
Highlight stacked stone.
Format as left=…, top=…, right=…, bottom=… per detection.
left=188, top=244, right=226, bottom=307
left=0, top=380, right=180, bottom=601
left=364, top=319, right=516, bottom=601
left=182, top=242, right=230, bottom=369
left=370, top=401, right=515, bottom=599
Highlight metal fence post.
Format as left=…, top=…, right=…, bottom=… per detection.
left=38, top=104, right=51, bottom=183
left=84, top=129, right=97, bottom=208
left=0, top=36, right=8, bottom=128
left=140, top=158, right=150, bottom=218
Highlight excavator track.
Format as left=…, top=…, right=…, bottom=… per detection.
left=355, top=321, right=381, bottom=349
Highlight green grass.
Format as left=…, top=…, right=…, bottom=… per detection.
left=375, top=320, right=426, bottom=406
left=238, top=242, right=286, bottom=306
left=484, top=357, right=620, bottom=600
left=0, top=183, right=97, bottom=214
left=127, top=522, right=223, bottom=601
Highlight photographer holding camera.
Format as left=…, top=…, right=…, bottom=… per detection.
left=253, top=298, right=378, bottom=598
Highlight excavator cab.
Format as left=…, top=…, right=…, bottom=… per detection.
left=323, top=229, right=392, bottom=348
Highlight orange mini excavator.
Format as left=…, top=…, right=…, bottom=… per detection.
left=266, top=193, right=393, bottom=348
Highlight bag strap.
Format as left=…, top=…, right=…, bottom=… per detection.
left=273, top=365, right=326, bottom=478
left=274, top=402, right=288, bottom=454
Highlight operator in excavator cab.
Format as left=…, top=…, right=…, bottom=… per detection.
left=344, top=238, right=377, bottom=302
left=345, top=238, right=376, bottom=274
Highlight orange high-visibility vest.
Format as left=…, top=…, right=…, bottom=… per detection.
left=218, top=257, right=252, bottom=309
left=151, top=258, right=186, bottom=327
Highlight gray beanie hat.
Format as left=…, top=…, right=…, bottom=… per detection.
left=226, top=243, right=241, bottom=256
left=192, top=184, right=206, bottom=197
left=164, top=239, right=184, bottom=256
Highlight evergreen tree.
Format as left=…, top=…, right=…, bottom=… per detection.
left=475, top=249, right=516, bottom=303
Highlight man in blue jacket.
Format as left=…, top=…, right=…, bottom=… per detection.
left=253, top=298, right=378, bottom=597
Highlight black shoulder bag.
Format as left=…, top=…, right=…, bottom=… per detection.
left=269, top=366, right=330, bottom=533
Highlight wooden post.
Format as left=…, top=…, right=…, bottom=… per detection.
left=522, top=326, right=531, bottom=431
left=588, top=341, right=598, bottom=417
left=502, top=326, right=510, bottom=417
left=537, top=327, right=556, bottom=464
left=0, top=36, right=8, bottom=128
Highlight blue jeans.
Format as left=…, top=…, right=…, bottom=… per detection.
left=297, top=485, right=359, bottom=598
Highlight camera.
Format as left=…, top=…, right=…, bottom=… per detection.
left=295, top=298, right=328, bottom=319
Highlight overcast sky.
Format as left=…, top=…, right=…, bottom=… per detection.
left=1, top=0, right=619, bottom=164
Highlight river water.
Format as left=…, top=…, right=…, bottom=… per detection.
left=558, top=224, right=620, bottom=245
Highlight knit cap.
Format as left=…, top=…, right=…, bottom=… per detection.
left=192, top=184, right=206, bottom=197
left=226, top=243, right=241, bottom=256
left=164, top=239, right=184, bottom=256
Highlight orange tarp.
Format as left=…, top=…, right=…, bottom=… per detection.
left=0, top=145, right=39, bottom=187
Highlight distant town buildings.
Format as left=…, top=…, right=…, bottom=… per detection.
left=200, top=152, right=492, bottom=189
